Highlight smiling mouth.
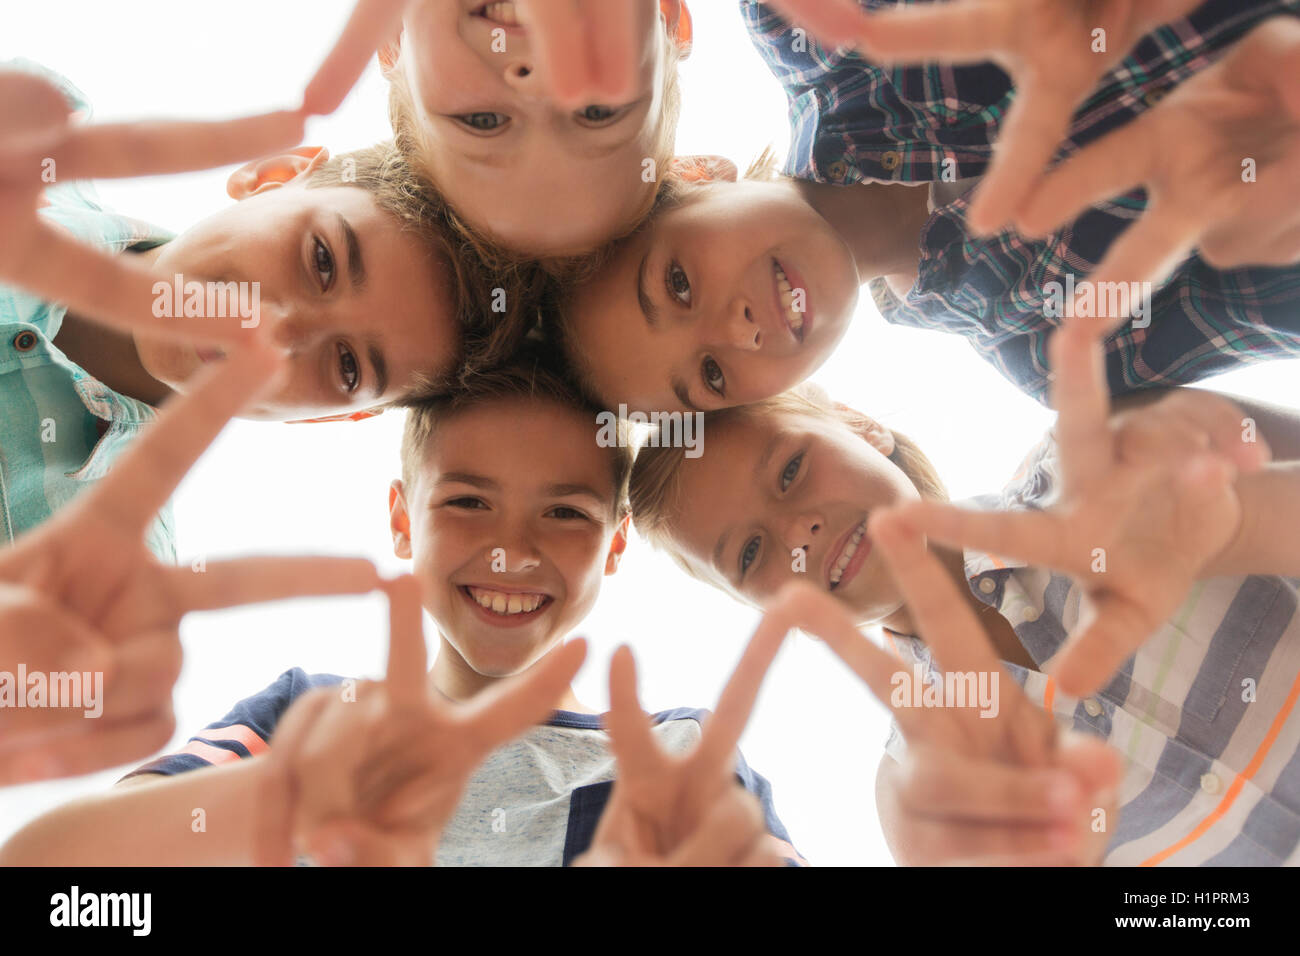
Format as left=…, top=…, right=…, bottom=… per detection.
left=772, top=259, right=807, bottom=343
left=826, top=518, right=870, bottom=591
left=459, top=585, right=552, bottom=618
left=473, top=2, right=522, bottom=27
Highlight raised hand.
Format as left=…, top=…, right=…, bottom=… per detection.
left=0, top=345, right=380, bottom=784
left=576, top=611, right=792, bottom=867
left=301, top=0, right=644, bottom=117
left=763, top=0, right=1202, bottom=235
left=255, top=575, right=588, bottom=866
left=890, top=323, right=1268, bottom=698
left=1016, top=16, right=1300, bottom=293
left=0, top=68, right=305, bottom=343
left=770, top=552, right=1119, bottom=865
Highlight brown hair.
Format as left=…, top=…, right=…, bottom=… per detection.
left=399, top=341, right=633, bottom=519
left=628, top=383, right=948, bottom=566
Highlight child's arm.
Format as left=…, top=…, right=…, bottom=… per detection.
left=0, top=759, right=266, bottom=866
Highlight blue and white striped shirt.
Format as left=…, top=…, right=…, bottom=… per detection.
left=884, top=435, right=1300, bottom=865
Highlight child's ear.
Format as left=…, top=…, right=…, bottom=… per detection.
left=226, top=146, right=331, bottom=200
left=834, top=402, right=897, bottom=457
left=390, top=479, right=413, bottom=560
left=661, top=1, right=693, bottom=58
left=604, top=513, right=631, bottom=575
left=669, top=154, right=739, bottom=185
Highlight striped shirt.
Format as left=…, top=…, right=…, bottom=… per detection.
left=743, top=0, right=1300, bottom=403
left=125, top=668, right=805, bottom=866
left=883, top=436, right=1300, bottom=865
left=0, top=60, right=174, bottom=560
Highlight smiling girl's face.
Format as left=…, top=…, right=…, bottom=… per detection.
left=651, top=405, right=921, bottom=624
left=560, top=180, right=860, bottom=414
left=394, top=0, right=682, bottom=256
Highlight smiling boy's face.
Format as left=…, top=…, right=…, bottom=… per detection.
left=393, top=395, right=626, bottom=679
left=133, top=153, right=458, bottom=422
left=562, top=180, right=860, bottom=414
left=662, top=408, right=919, bottom=625
left=395, top=0, right=678, bottom=255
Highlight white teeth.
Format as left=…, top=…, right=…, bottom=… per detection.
left=481, top=2, right=520, bottom=26
left=829, top=522, right=867, bottom=586
left=773, top=261, right=805, bottom=334
left=467, top=586, right=546, bottom=616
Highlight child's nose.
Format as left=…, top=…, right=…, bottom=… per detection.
left=725, top=305, right=762, bottom=351
left=267, top=313, right=319, bottom=352
left=502, top=58, right=540, bottom=95
left=782, top=514, right=821, bottom=555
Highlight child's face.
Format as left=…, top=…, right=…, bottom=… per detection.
left=397, top=0, right=671, bottom=255
left=134, top=172, right=456, bottom=422
left=394, top=396, right=625, bottom=678
left=663, top=408, right=920, bottom=624
left=563, top=181, right=860, bottom=414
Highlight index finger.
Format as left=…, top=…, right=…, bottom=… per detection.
left=383, top=575, right=428, bottom=710
left=602, top=644, right=666, bottom=781
left=43, top=110, right=306, bottom=183
left=519, top=0, right=591, bottom=107
left=77, top=343, right=283, bottom=536
left=869, top=511, right=1052, bottom=764
left=760, top=0, right=880, bottom=50
left=302, top=0, right=408, bottom=115
left=11, top=218, right=275, bottom=346
left=850, top=2, right=1019, bottom=63
left=1049, top=321, right=1114, bottom=492
left=694, top=605, right=790, bottom=772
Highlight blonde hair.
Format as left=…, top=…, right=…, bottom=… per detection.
left=628, top=384, right=948, bottom=577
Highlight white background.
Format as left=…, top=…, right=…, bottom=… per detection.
left=1, top=1, right=1296, bottom=865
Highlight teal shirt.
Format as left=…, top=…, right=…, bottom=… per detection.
left=0, top=61, right=176, bottom=561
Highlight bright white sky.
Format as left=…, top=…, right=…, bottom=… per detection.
left=2, top=1, right=1297, bottom=865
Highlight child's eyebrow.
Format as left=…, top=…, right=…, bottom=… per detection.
left=338, top=214, right=366, bottom=290
left=367, top=340, right=388, bottom=398
left=545, top=483, right=608, bottom=505
left=436, top=472, right=498, bottom=490
left=637, top=252, right=659, bottom=328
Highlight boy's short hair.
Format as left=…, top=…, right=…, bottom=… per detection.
left=399, top=342, right=633, bottom=519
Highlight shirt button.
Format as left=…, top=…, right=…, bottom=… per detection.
left=12, top=330, right=38, bottom=352
left=1143, top=89, right=1168, bottom=107
left=1200, top=772, right=1221, bottom=794
left=1022, top=606, right=1040, bottom=623
left=880, top=150, right=903, bottom=172
left=1083, top=698, right=1103, bottom=717
left=978, top=577, right=996, bottom=594
left=826, top=159, right=850, bottom=183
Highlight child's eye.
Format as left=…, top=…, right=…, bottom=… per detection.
left=456, top=112, right=509, bottom=132
left=665, top=262, right=691, bottom=305
left=575, top=104, right=620, bottom=125
left=337, top=342, right=360, bottom=393
left=446, top=497, right=488, bottom=510
left=740, top=536, right=761, bottom=578
left=701, top=357, right=725, bottom=396
left=313, top=237, right=335, bottom=291
left=780, top=453, right=803, bottom=491
left=547, top=506, right=590, bottom=521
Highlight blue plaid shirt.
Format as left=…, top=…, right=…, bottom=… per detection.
left=743, top=0, right=1300, bottom=403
